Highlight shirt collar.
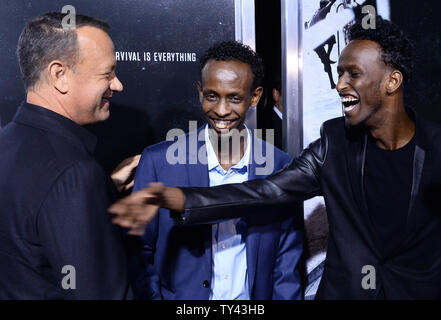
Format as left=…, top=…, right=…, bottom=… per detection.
left=204, top=124, right=251, bottom=173
left=273, top=105, right=283, bottom=120
left=13, top=102, right=97, bottom=155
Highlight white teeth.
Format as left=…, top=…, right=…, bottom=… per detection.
left=214, top=120, right=231, bottom=129
left=344, top=105, right=357, bottom=112
left=341, top=96, right=359, bottom=103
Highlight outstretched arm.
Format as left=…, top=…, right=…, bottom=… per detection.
left=109, top=132, right=327, bottom=233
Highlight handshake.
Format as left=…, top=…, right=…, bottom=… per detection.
left=109, top=182, right=185, bottom=236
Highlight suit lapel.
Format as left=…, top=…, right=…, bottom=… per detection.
left=185, top=126, right=209, bottom=188
left=387, top=144, right=425, bottom=256
left=345, top=132, right=382, bottom=255
left=393, top=108, right=429, bottom=253
left=245, top=224, right=260, bottom=297
left=408, top=145, right=425, bottom=218
left=403, top=111, right=429, bottom=237
left=185, top=126, right=212, bottom=288
left=245, top=134, right=262, bottom=296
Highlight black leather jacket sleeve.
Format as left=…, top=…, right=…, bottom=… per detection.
left=173, top=126, right=328, bottom=225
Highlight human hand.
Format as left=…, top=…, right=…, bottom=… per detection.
left=111, top=154, right=141, bottom=192
left=108, top=182, right=185, bottom=235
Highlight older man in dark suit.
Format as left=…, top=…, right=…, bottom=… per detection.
left=0, top=12, right=136, bottom=299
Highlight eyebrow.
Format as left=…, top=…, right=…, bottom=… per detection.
left=202, top=89, right=218, bottom=95
left=337, top=63, right=361, bottom=70
left=202, top=89, right=244, bottom=97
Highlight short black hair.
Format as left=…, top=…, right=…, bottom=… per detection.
left=17, top=12, right=110, bottom=89
left=348, top=15, right=414, bottom=85
left=199, top=40, right=264, bottom=91
left=271, top=73, right=281, bottom=93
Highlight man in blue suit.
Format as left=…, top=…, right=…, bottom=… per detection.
left=129, top=41, right=303, bottom=300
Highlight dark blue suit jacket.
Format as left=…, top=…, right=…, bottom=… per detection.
left=130, top=126, right=303, bottom=299
left=0, top=103, right=131, bottom=299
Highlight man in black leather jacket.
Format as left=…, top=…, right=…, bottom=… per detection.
left=110, top=16, right=441, bottom=299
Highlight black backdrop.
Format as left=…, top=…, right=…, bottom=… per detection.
left=390, top=0, right=441, bottom=125
left=0, top=0, right=235, bottom=172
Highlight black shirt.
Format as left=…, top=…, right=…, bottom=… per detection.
left=364, top=134, right=415, bottom=257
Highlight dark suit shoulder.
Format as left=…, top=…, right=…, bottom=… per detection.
left=414, top=113, right=441, bottom=156
left=321, top=116, right=345, bottom=133
left=140, top=139, right=178, bottom=168
left=141, top=129, right=202, bottom=165
left=0, top=122, right=109, bottom=248
left=319, top=117, right=348, bottom=148
left=143, top=126, right=198, bottom=154
left=418, top=114, right=441, bottom=137
left=4, top=121, right=92, bottom=171
left=1, top=124, right=65, bottom=179
left=0, top=122, right=104, bottom=211
left=143, top=138, right=177, bottom=155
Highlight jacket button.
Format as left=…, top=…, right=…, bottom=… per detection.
left=203, top=280, right=210, bottom=288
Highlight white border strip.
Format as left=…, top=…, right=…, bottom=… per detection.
left=281, top=0, right=303, bottom=156
left=376, top=0, right=391, bottom=19
left=235, top=0, right=257, bottom=129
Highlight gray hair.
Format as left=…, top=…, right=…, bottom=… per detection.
left=17, top=12, right=110, bottom=89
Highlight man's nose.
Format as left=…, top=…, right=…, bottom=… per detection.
left=336, top=75, right=347, bottom=93
left=110, top=75, right=123, bottom=92
left=215, top=99, right=231, bottom=117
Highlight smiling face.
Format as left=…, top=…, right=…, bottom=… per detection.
left=66, top=26, right=123, bottom=125
left=198, top=59, right=262, bottom=137
left=337, top=40, right=392, bottom=128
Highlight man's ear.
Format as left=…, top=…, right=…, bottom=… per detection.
left=386, top=70, right=403, bottom=94
left=197, top=81, right=203, bottom=103
left=250, top=86, right=263, bottom=108
left=47, top=60, right=69, bottom=94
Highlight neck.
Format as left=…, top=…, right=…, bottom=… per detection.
left=26, top=89, right=75, bottom=123
left=209, top=127, right=248, bottom=171
left=368, top=99, right=415, bottom=150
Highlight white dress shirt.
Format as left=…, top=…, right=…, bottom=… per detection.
left=204, top=124, right=251, bottom=300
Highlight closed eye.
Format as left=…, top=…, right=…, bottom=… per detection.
left=101, top=72, right=112, bottom=80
